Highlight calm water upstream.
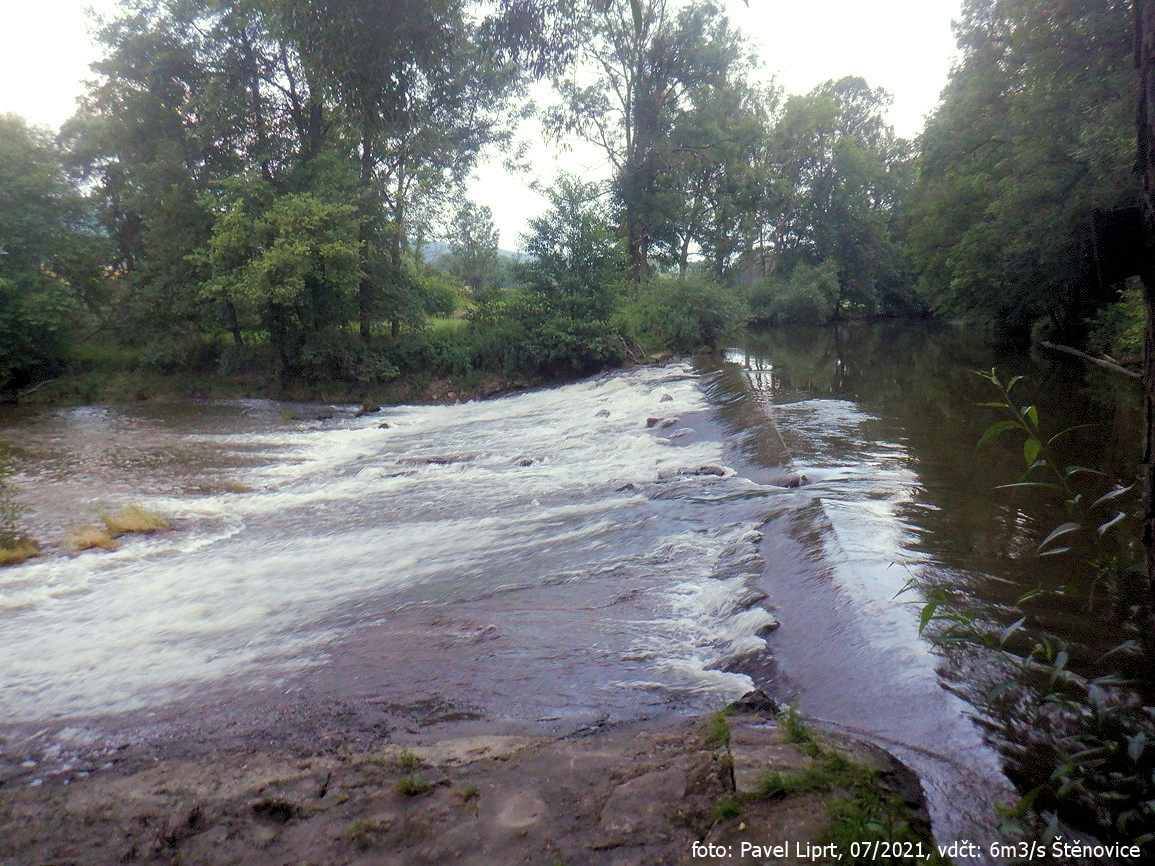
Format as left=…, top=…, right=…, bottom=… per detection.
left=0, top=321, right=1146, bottom=851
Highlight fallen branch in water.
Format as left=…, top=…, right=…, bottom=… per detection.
left=1039, top=341, right=1140, bottom=379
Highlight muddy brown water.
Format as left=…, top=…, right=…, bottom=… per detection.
left=0, top=321, right=1146, bottom=855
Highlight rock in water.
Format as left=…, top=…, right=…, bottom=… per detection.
left=784, top=474, right=809, bottom=488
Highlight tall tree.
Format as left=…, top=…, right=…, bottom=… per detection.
left=551, top=0, right=749, bottom=284
left=0, top=115, right=105, bottom=392
left=446, top=200, right=501, bottom=297
left=1137, top=0, right=1155, bottom=619
left=276, top=0, right=523, bottom=339
left=909, top=0, right=1135, bottom=341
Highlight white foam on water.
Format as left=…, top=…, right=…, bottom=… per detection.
left=0, top=364, right=775, bottom=722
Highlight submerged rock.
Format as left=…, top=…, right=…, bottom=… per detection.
left=595, top=409, right=611, bottom=418
left=403, top=454, right=474, bottom=466
left=694, top=465, right=727, bottom=477
left=659, top=393, right=673, bottom=403
left=646, top=417, right=662, bottom=428
left=783, top=474, right=809, bottom=488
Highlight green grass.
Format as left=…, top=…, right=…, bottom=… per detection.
left=755, top=765, right=841, bottom=799
left=713, top=795, right=742, bottom=821
left=396, top=749, right=421, bottom=772
left=102, top=504, right=169, bottom=536
left=426, top=316, right=468, bottom=335
left=344, top=819, right=389, bottom=849
left=705, top=708, right=734, bottom=747
left=395, top=773, right=433, bottom=797
left=0, top=538, right=40, bottom=567
left=751, top=708, right=948, bottom=865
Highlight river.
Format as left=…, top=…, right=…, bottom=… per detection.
left=0, top=320, right=1146, bottom=851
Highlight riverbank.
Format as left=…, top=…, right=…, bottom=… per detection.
left=0, top=697, right=940, bottom=866
left=8, top=367, right=547, bottom=408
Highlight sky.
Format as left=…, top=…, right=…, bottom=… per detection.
left=1, top=0, right=962, bottom=248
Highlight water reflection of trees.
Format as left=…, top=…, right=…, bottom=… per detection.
left=725, top=321, right=1153, bottom=841
left=731, top=321, right=1147, bottom=679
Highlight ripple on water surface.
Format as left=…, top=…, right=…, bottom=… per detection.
left=0, top=365, right=781, bottom=731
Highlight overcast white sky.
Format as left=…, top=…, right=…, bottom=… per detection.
left=1, top=0, right=962, bottom=248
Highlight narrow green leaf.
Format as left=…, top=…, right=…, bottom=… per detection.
left=976, top=401, right=1007, bottom=408
left=996, top=481, right=1064, bottom=492
left=999, top=617, right=1026, bottom=646
left=1038, top=546, right=1072, bottom=557
left=1065, top=465, right=1106, bottom=479
left=1089, top=484, right=1134, bottom=510
left=1006, top=375, right=1022, bottom=392
left=1016, top=588, right=1044, bottom=605
left=1097, top=511, right=1126, bottom=536
left=1054, top=650, right=1068, bottom=671
left=1023, top=438, right=1041, bottom=466
left=1037, top=522, right=1080, bottom=551
left=976, top=420, right=1018, bottom=452
left=1047, top=424, right=1097, bottom=445
left=1024, top=405, right=1038, bottom=428
left=918, top=601, right=938, bottom=635
left=1098, top=640, right=1141, bottom=660
left=1128, top=732, right=1147, bottom=762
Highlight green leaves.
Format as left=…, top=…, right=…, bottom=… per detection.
left=976, top=420, right=1019, bottom=452
left=1037, top=521, right=1080, bottom=553
left=1023, top=437, right=1042, bottom=466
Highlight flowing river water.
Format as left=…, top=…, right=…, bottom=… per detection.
left=0, top=321, right=1147, bottom=852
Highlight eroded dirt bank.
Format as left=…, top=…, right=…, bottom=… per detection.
left=0, top=699, right=934, bottom=865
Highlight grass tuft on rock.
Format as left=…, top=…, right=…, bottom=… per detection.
left=0, top=538, right=40, bottom=567
left=102, top=504, right=169, bottom=536
left=396, top=749, right=421, bottom=772
left=395, top=774, right=433, bottom=797
left=704, top=709, right=733, bottom=747
left=70, top=526, right=119, bottom=552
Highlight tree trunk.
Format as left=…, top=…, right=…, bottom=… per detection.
left=1137, top=0, right=1155, bottom=626
left=358, top=120, right=375, bottom=343
left=225, top=299, right=244, bottom=347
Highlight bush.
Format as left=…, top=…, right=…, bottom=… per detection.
left=468, top=290, right=623, bottom=376
left=290, top=331, right=399, bottom=385
left=616, top=273, right=747, bottom=353
left=1086, top=282, right=1144, bottom=364
left=749, top=260, right=839, bottom=326
left=384, top=328, right=473, bottom=378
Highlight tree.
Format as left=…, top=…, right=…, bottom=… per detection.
left=654, top=76, right=776, bottom=280
left=0, top=115, right=104, bottom=392
left=908, top=0, right=1135, bottom=341
left=550, top=0, right=749, bottom=284
left=275, top=0, right=524, bottom=339
left=1137, top=0, right=1155, bottom=626
left=762, top=77, right=912, bottom=319
left=195, top=174, right=360, bottom=379
left=62, top=0, right=333, bottom=350
left=517, top=174, right=625, bottom=318
left=446, top=201, right=501, bottom=297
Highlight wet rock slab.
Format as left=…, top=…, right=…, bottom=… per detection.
left=0, top=711, right=933, bottom=866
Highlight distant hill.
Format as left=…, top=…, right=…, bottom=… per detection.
left=420, top=241, right=528, bottom=264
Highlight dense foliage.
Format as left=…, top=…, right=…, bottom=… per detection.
left=0, top=0, right=1144, bottom=399
left=908, top=0, right=1136, bottom=343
